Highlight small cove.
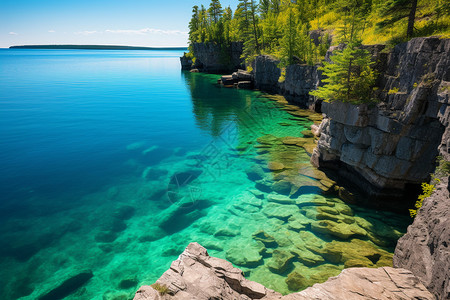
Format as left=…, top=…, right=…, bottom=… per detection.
left=0, top=49, right=411, bottom=299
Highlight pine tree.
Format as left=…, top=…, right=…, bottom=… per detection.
left=279, top=6, right=299, bottom=66
left=335, top=0, right=370, bottom=44
left=377, top=0, right=418, bottom=38
left=198, top=5, right=208, bottom=42
left=248, top=0, right=261, bottom=54
left=235, top=0, right=251, bottom=41
left=310, top=42, right=376, bottom=103
left=208, top=0, right=224, bottom=23
left=222, top=7, right=234, bottom=43
left=235, top=0, right=261, bottom=63
left=188, top=6, right=200, bottom=44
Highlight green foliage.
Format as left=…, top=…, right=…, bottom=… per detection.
left=410, top=156, right=450, bottom=218
left=151, top=283, right=170, bottom=295
left=436, top=156, right=450, bottom=176
left=388, top=87, right=399, bottom=94
left=409, top=177, right=439, bottom=218
left=310, top=42, right=376, bottom=103
left=334, top=0, right=371, bottom=44
left=186, top=0, right=450, bottom=67
left=279, top=6, right=300, bottom=66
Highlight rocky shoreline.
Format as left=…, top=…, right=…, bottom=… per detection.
left=155, top=36, right=450, bottom=299
left=133, top=243, right=434, bottom=300
left=184, top=37, right=450, bottom=210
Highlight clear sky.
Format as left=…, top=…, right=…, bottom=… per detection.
left=0, top=0, right=239, bottom=48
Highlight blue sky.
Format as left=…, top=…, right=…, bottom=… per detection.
left=0, top=0, right=239, bottom=48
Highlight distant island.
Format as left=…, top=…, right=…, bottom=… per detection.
left=9, top=45, right=188, bottom=50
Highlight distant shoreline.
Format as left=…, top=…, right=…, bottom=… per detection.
left=9, top=45, right=188, bottom=50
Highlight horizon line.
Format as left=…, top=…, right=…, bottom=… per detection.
left=8, top=44, right=188, bottom=50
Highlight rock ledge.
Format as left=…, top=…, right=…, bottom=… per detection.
left=134, top=242, right=434, bottom=300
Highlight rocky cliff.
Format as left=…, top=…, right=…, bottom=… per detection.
left=252, top=56, right=321, bottom=110
left=134, top=242, right=434, bottom=300
left=393, top=175, right=450, bottom=299
left=309, top=37, right=450, bottom=207
left=184, top=42, right=244, bottom=73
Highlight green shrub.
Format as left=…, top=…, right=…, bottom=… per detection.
left=309, top=42, right=376, bottom=104
left=388, top=87, right=399, bottom=94
left=409, top=177, right=439, bottom=218
left=151, top=283, right=170, bottom=295
left=436, top=156, right=450, bottom=176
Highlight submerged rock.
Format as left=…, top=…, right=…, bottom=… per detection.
left=246, top=164, right=266, bottom=181
left=271, top=180, right=292, bottom=195
left=253, top=230, right=278, bottom=248
left=285, top=271, right=310, bottom=291
left=226, top=242, right=264, bottom=267
left=267, top=194, right=296, bottom=205
left=262, top=203, right=298, bottom=220
left=267, top=250, right=295, bottom=274
left=310, top=220, right=367, bottom=240
left=39, top=271, right=93, bottom=300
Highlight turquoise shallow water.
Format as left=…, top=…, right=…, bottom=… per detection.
left=0, top=49, right=410, bottom=299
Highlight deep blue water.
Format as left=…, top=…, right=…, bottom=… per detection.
left=0, top=49, right=410, bottom=299
left=1, top=49, right=201, bottom=203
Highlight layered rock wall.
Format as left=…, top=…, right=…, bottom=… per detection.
left=252, top=55, right=321, bottom=109
left=253, top=55, right=281, bottom=93
left=190, top=42, right=244, bottom=73
left=311, top=37, right=450, bottom=203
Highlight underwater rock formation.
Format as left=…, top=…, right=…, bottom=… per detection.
left=133, top=243, right=434, bottom=300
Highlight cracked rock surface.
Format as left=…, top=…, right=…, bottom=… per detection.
left=394, top=176, right=450, bottom=299
left=134, top=243, right=434, bottom=300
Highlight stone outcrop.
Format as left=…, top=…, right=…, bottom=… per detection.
left=253, top=55, right=281, bottom=93
left=133, top=242, right=279, bottom=300
left=219, top=69, right=254, bottom=89
left=281, top=64, right=322, bottom=111
left=252, top=56, right=321, bottom=110
left=134, top=243, right=434, bottom=300
left=180, top=53, right=193, bottom=71
left=185, top=42, right=244, bottom=73
left=311, top=37, right=450, bottom=205
left=394, top=175, right=450, bottom=299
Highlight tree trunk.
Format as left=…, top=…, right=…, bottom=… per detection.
left=407, top=0, right=418, bottom=38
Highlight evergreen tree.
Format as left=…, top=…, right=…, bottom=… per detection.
left=235, top=0, right=251, bottom=41
left=377, top=0, right=418, bottom=38
left=260, top=12, right=282, bottom=52
left=248, top=0, right=261, bottom=54
left=199, top=5, right=208, bottom=42
left=279, top=6, right=299, bottom=66
left=310, top=42, right=376, bottom=103
left=222, top=6, right=234, bottom=43
left=188, top=6, right=200, bottom=44
left=259, top=0, right=271, bottom=16
left=335, top=0, right=370, bottom=44
left=208, top=0, right=224, bottom=23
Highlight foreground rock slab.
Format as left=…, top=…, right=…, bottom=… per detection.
left=134, top=243, right=434, bottom=300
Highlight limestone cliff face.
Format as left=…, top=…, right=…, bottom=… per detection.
left=393, top=176, right=450, bottom=300
left=310, top=37, right=450, bottom=204
left=253, top=55, right=281, bottom=93
left=190, top=42, right=244, bottom=73
left=252, top=56, right=321, bottom=110
left=133, top=243, right=434, bottom=300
